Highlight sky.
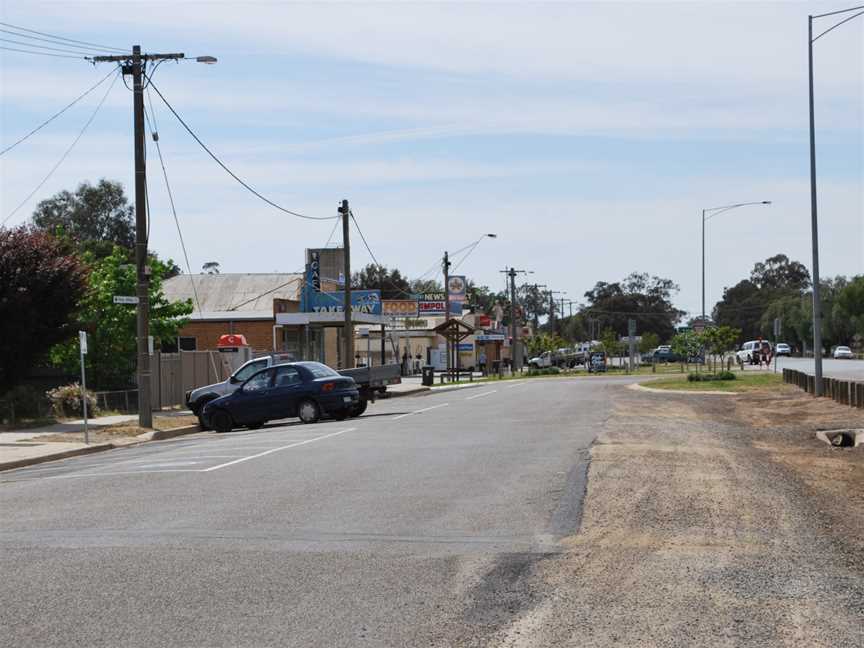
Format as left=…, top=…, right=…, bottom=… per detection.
left=1, top=0, right=862, bottom=321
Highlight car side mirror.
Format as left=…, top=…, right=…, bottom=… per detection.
left=230, top=375, right=240, bottom=384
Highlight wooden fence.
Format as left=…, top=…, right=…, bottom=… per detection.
left=783, top=368, right=864, bottom=409
left=150, top=350, right=234, bottom=410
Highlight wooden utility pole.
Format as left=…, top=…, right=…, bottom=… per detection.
left=340, top=199, right=353, bottom=369
left=443, top=250, right=451, bottom=375
left=501, top=268, right=529, bottom=372
left=93, top=47, right=185, bottom=428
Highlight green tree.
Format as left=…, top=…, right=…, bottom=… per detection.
left=32, top=179, right=135, bottom=259
left=0, top=226, right=88, bottom=395
left=526, top=332, right=565, bottom=357
left=352, top=263, right=412, bottom=299
left=639, top=331, right=660, bottom=354
left=50, top=247, right=192, bottom=388
left=599, top=327, right=623, bottom=361
left=701, top=325, right=740, bottom=372
left=670, top=330, right=704, bottom=365
left=583, top=273, right=683, bottom=341
left=835, top=276, right=864, bottom=344
left=409, top=278, right=442, bottom=295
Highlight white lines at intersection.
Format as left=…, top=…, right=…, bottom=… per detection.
left=201, top=427, right=357, bottom=472
left=392, top=403, right=449, bottom=421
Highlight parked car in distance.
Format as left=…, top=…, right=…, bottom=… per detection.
left=775, top=343, right=791, bottom=356
left=201, top=362, right=360, bottom=433
left=833, top=345, right=854, bottom=359
left=736, top=340, right=773, bottom=364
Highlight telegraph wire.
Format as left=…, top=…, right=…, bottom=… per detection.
left=0, top=45, right=88, bottom=59
left=0, top=27, right=109, bottom=53
left=1, top=66, right=118, bottom=157
left=0, top=21, right=127, bottom=53
left=146, top=77, right=338, bottom=222
left=0, top=36, right=98, bottom=56
left=2, top=68, right=120, bottom=226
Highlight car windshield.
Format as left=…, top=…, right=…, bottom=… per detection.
left=303, top=362, right=340, bottom=378
left=233, top=359, right=268, bottom=382
left=838, top=347, right=850, bottom=352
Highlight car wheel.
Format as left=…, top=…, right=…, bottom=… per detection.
left=197, top=413, right=210, bottom=431
left=332, top=409, right=349, bottom=421
left=247, top=421, right=265, bottom=430
left=297, top=399, right=320, bottom=424
left=349, top=400, right=368, bottom=417
left=210, top=409, right=234, bottom=433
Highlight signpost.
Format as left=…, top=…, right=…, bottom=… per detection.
left=113, top=296, right=139, bottom=305
left=628, top=319, right=637, bottom=373
left=79, top=331, right=89, bottom=445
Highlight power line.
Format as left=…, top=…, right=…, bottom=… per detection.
left=2, top=69, right=120, bottom=226
left=0, top=36, right=98, bottom=56
left=1, top=66, right=117, bottom=157
left=0, top=45, right=88, bottom=59
left=145, top=77, right=338, bottom=222
left=0, top=27, right=109, bottom=53
left=0, top=21, right=127, bottom=53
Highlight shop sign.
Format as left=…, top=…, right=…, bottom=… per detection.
left=382, top=300, right=419, bottom=317
left=304, top=289, right=381, bottom=314
left=447, top=275, right=466, bottom=302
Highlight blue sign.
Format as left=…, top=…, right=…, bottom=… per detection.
left=304, top=289, right=381, bottom=314
left=457, top=343, right=473, bottom=351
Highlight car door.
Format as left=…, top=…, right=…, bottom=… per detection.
left=233, top=368, right=275, bottom=423
left=268, top=365, right=304, bottom=420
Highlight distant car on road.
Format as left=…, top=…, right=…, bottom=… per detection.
left=775, top=343, right=791, bottom=356
left=833, top=346, right=854, bottom=359
left=736, top=340, right=773, bottom=365
left=201, top=362, right=360, bottom=433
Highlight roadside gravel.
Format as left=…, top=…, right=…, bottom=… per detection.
left=471, top=386, right=863, bottom=647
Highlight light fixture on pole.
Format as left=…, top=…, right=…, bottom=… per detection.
left=701, top=200, right=771, bottom=324
left=808, top=4, right=863, bottom=396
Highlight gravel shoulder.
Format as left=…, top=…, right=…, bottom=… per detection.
left=474, top=384, right=864, bottom=647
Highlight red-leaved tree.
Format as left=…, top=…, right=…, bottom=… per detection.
left=0, top=226, right=88, bottom=395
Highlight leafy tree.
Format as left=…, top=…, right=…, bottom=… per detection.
left=517, top=285, right=550, bottom=330
left=639, top=331, right=660, bottom=354
left=670, top=330, right=704, bottom=365
left=352, top=264, right=412, bottom=299
left=526, top=332, right=565, bottom=357
left=713, top=279, right=762, bottom=340
left=202, top=261, right=220, bottom=274
left=583, top=272, right=683, bottom=341
left=835, top=276, right=864, bottom=343
left=32, top=179, right=135, bottom=258
left=0, top=226, right=88, bottom=395
left=599, top=327, right=623, bottom=360
left=465, top=281, right=503, bottom=315
left=750, top=254, right=810, bottom=293
left=409, top=278, right=443, bottom=295
left=701, top=325, right=741, bottom=372
left=50, top=246, right=192, bottom=388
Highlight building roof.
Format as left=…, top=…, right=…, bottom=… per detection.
left=163, top=273, right=302, bottom=318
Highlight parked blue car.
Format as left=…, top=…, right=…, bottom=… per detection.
left=201, top=362, right=360, bottom=432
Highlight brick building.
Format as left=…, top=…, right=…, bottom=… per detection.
left=162, top=273, right=303, bottom=353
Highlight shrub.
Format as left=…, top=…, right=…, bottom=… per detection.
left=687, top=371, right=737, bottom=383
left=46, top=383, right=99, bottom=418
left=527, top=367, right=561, bottom=376
left=0, top=385, right=50, bottom=422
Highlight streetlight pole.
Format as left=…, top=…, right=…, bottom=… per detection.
left=807, top=5, right=863, bottom=396
left=700, top=201, right=771, bottom=324
left=92, top=47, right=215, bottom=429
left=501, top=268, right=530, bottom=372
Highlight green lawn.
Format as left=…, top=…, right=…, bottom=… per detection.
left=645, top=372, right=784, bottom=393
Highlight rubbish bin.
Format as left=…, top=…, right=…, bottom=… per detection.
left=421, top=365, right=435, bottom=387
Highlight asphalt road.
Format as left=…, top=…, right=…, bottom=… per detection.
left=772, top=356, right=864, bottom=380
left=0, top=376, right=633, bottom=647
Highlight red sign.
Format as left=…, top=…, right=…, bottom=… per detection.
left=217, top=334, right=249, bottom=347
left=477, top=315, right=491, bottom=327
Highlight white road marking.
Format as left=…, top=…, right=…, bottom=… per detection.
left=392, top=403, right=449, bottom=421
left=465, top=390, right=498, bottom=400
left=44, top=469, right=200, bottom=479
left=201, top=427, right=357, bottom=472
left=504, top=381, right=527, bottom=389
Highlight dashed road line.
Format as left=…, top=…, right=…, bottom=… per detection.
left=465, top=390, right=497, bottom=400
left=392, top=403, right=449, bottom=421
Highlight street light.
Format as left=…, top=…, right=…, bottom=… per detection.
left=701, top=201, right=772, bottom=323
left=809, top=5, right=863, bottom=396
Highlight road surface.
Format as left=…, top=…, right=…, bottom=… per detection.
left=0, top=377, right=630, bottom=647
left=772, top=356, right=864, bottom=380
